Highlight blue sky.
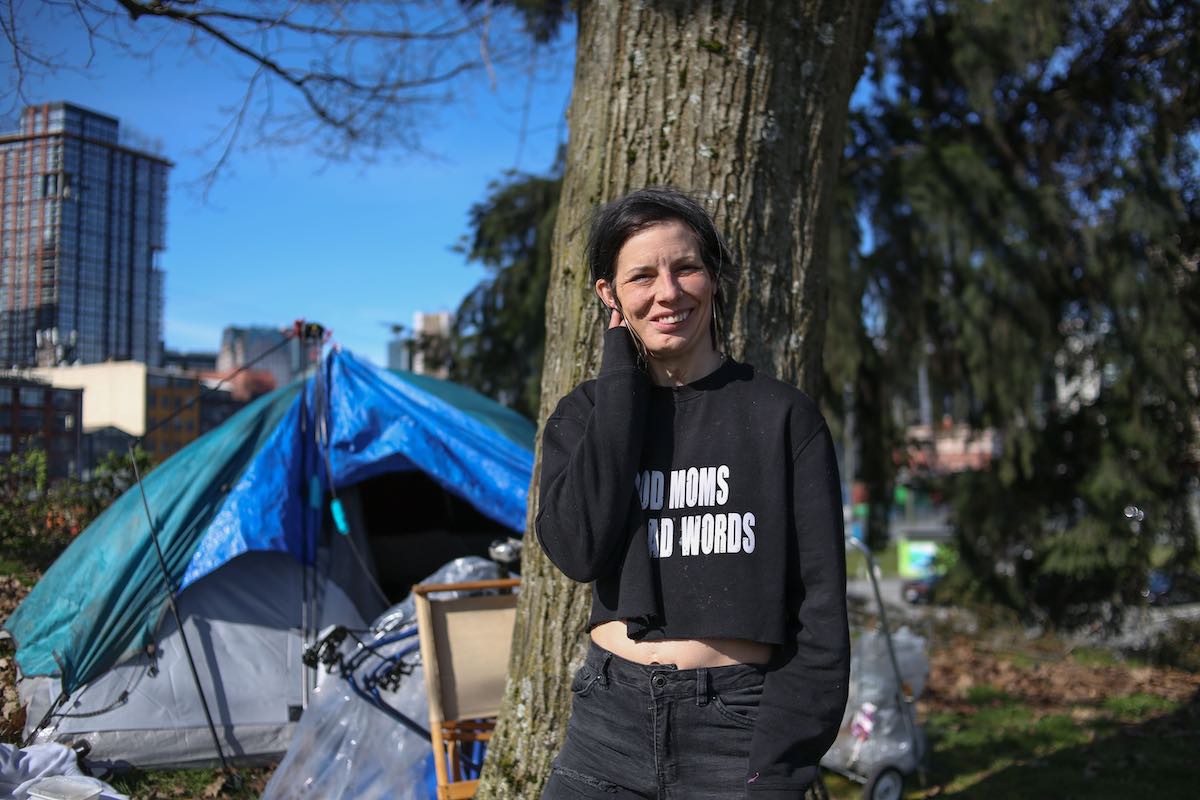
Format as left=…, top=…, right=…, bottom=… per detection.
left=7, top=5, right=575, bottom=365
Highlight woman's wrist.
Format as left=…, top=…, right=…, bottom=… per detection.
left=599, top=326, right=643, bottom=376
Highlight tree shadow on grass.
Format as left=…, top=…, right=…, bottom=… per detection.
left=931, top=688, right=1199, bottom=799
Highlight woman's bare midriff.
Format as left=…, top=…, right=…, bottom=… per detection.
left=590, top=620, right=773, bottom=669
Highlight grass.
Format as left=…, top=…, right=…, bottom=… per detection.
left=1070, top=646, right=1130, bottom=669
left=107, top=767, right=272, bottom=799
left=1101, top=692, right=1177, bottom=718
left=1004, top=650, right=1037, bottom=670
left=964, top=684, right=1013, bottom=706
left=0, top=555, right=40, bottom=584
left=920, top=702, right=1197, bottom=798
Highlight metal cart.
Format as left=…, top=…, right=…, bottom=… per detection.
left=818, top=536, right=928, bottom=800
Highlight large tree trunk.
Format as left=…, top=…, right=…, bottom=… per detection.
left=477, top=2, right=879, bottom=796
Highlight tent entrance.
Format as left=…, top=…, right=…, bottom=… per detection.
left=338, top=469, right=514, bottom=602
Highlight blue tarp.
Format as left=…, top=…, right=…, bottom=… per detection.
left=5, top=349, right=534, bottom=695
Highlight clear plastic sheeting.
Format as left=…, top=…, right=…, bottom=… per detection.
left=853, top=626, right=929, bottom=705
left=263, top=557, right=505, bottom=800
left=822, top=626, right=928, bottom=778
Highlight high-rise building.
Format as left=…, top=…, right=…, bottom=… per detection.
left=383, top=312, right=452, bottom=376
left=162, top=349, right=218, bottom=373
left=386, top=330, right=410, bottom=372
left=217, top=325, right=302, bottom=391
left=391, top=338, right=415, bottom=376
left=0, top=102, right=170, bottom=368
left=410, top=311, right=452, bottom=378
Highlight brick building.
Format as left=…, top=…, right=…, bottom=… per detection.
left=0, top=375, right=83, bottom=478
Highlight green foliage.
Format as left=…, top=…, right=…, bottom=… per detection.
left=824, top=177, right=899, bottom=550
left=0, top=450, right=55, bottom=563
left=59, top=447, right=155, bottom=527
left=830, top=0, right=1200, bottom=626
left=450, top=164, right=562, bottom=419
left=0, top=447, right=153, bottom=570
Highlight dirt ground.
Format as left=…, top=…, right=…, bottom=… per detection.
left=1, top=573, right=35, bottom=742
left=923, top=634, right=1200, bottom=714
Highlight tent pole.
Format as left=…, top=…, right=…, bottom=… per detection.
left=128, top=446, right=232, bottom=775
left=301, top=353, right=319, bottom=711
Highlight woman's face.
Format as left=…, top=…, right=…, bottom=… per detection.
left=596, top=219, right=717, bottom=373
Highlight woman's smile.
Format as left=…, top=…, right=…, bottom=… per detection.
left=651, top=308, right=692, bottom=329
left=596, top=219, right=722, bottom=385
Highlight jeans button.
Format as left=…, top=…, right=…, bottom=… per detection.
left=653, top=675, right=665, bottom=688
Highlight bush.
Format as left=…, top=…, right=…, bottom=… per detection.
left=0, top=448, right=152, bottom=571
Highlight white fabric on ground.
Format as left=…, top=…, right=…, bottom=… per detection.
left=0, top=743, right=128, bottom=800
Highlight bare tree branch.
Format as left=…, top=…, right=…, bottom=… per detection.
left=193, top=62, right=262, bottom=199
left=479, top=2, right=496, bottom=91
left=68, top=0, right=101, bottom=67
left=2, top=0, right=565, bottom=182
left=184, top=6, right=480, bottom=42
left=2, top=0, right=65, bottom=112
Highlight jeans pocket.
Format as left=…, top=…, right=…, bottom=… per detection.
left=570, top=664, right=602, bottom=698
left=711, top=680, right=763, bottom=728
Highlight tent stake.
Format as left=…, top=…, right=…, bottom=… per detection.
left=128, top=445, right=233, bottom=776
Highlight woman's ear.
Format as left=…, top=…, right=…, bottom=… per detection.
left=595, top=279, right=617, bottom=311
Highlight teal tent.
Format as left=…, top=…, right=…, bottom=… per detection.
left=4, top=348, right=534, bottom=765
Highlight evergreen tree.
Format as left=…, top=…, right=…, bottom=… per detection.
left=449, top=165, right=562, bottom=420
left=834, top=0, right=1199, bottom=624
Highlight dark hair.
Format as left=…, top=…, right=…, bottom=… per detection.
left=586, top=187, right=736, bottom=347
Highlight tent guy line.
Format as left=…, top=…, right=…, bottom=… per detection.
left=129, top=443, right=232, bottom=776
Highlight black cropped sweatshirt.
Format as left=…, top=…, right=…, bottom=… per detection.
left=536, top=328, right=851, bottom=797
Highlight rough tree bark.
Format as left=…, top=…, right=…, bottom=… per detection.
left=477, top=2, right=879, bottom=796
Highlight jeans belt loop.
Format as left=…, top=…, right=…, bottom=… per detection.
left=696, top=667, right=709, bottom=706
left=599, top=651, right=612, bottom=686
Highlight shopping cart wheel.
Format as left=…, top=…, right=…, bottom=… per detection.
left=863, top=765, right=904, bottom=800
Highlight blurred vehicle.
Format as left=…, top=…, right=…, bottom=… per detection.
left=901, top=574, right=940, bottom=605
left=1142, top=571, right=1200, bottom=606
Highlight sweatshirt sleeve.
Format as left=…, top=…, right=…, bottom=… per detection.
left=746, top=422, right=850, bottom=797
left=535, top=328, right=650, bottom=583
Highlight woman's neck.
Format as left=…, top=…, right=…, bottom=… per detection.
left=647, top=347, right=724, bottom=387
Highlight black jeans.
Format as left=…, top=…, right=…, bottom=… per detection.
left=542, top=642, right=767, bottom=799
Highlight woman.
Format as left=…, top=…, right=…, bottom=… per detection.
left=536, top=188, right=849, bottom=799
